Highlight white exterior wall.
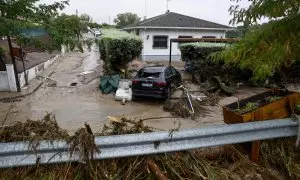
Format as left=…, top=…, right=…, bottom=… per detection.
left=0, top=71, right=10, bottom=91
left=139, top=28, right=226, bottom=61
left=19, top=54, right=60, bottom=87
left=6, top=64, right=18, bottom=92
left=0, top=53, right=62, bottom=92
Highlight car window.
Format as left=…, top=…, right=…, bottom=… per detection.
left=165, top=68, right=172, bottom=78
left=137, top=70, right=161, bottom=79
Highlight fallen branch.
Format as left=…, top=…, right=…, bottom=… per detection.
left=147, top=159, right=168, bottom=180
left=140, top=116, right=174, bottom=122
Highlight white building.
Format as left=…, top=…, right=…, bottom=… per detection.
left=123, top=11, right=232, bottom=61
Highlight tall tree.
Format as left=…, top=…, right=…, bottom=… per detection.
left=213, top=0, right=300, bottom=81
left=0, top=0, right=68, bottom=38
left=114, top=12, right=141, bottom=28
left=47, top=14, right=83, bottom=51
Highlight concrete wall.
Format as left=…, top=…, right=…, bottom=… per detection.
left=0, top=64, right=18, bottom=92
left=0, top=71, right=10, bottom=91
left=0, top=52, right=61, bottom=92
left=139, top=28, right=226, bottom=61
left=19, top=55, right=60, bottom=87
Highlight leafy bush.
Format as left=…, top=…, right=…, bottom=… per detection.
left=212, top=15, right=300, bottom=82
left=0, top=47, right=4, bottom=55
left=179, top=43, right=230, bottom=82
left=97, top=29, right=143, bottom=73
left=180, top=43, right=226, bottom=61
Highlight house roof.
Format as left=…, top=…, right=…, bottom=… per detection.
left=124, top=12, right=231, bottom=30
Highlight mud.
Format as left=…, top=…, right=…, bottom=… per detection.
left=0, top=43, right=275, bottom=133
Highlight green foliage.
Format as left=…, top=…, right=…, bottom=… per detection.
left=295, top=104, right=300, bottom=114
left=0, top=1, right=90, bottom=53
left=235, top=102, right=259, bottom=114
left=229, top=0, right=300, bottom=25
left=0, top=0, right=69, bottom=37
left=266, top=96, right=282, bottom=103
left=80, top=14, right=92, bottom=32
left=83, top=38, right=94, bottom=52
left=212, top=15, right=300, bottom=81
left=101, top=23, right=116, bottom=29
left=180, top=43, right=227, bottom=61
left=225, top=26, right=250, bottom=38
left=114, top=12, right=141, bottom=28
left=88, top=22, right=101, bottom=29
left=0, top=47, right=4, bottom=55
left=96, top=29, right=143, bottom=73
left=46, top=14, right=82, bottom=49
left=217, top=0, right=300, bottom=82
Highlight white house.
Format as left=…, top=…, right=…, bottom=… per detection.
left=123, top=11, right=232, bottom=61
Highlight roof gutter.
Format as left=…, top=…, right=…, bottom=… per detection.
left=122, top=26, right=233, bottom=31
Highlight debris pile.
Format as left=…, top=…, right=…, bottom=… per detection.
left=201, top=76, right=235, bottom=95
left=68, top=123, right=99, bottom=162
left=1, top=114, right=300, bottom=179
left=0, top=113, right=69, bottom=143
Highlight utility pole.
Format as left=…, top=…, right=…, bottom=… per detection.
left=7, top=36, right=21, bottom=92
left=144, top=0, right=147, bottom=20
left=20, top=45, right=28, bottom=85
left=166, top=0, right=170, bottom=12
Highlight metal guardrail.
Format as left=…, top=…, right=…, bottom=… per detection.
left=0, top=118, right=298, bottom=169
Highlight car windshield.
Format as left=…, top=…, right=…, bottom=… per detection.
left=137, top=71, right=161, bottom=79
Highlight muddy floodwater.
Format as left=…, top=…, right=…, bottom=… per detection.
left=0, top=43, right=271, bottom=133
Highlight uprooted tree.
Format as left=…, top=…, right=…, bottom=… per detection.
left=212, top=0, right=300, bottom=82
left=96, top=29, right=143, bottom=75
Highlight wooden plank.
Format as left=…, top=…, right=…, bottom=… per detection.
left=223, top=107, right=243, bottom=124
left=250, top=141, right=261, bottom=162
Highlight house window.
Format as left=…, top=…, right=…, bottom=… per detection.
left=153, top=36, right=168, bottom=49
left=178, top=36, right=193, bottom=39
left=202, top=36, right=216, bottom=39
left=178, top=36, right=193, bottom=47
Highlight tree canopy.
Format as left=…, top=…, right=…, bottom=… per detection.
left=0, top=0, right=93, bottom=54
left=114, top=12, right=141, bottom=28
left=46, top=14, right=83, bottom=51
left=214, top=0, right=300, bottom=81
left=0, top=0, right=68, bottom=37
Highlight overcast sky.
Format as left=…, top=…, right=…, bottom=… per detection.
left=59, top=0, right=252, bottom=25
left=43, top=0, right=251, bottom=26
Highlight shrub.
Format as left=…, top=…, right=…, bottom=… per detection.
left=179, top=43, right=246, bottom=83
left=97, top=29, right=143, bottom=74
left=180, top=42, right=226, bottom=61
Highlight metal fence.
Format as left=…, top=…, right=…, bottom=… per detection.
left=0, top=118, right=298, bottom=169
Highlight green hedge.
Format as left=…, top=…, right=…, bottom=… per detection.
left=180, top=42, right=226, bottom=61
left=179, top=43, right=235, bottom=83
left=97, top=29, right=143, bottom=73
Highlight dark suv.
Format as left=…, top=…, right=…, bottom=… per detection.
left=132, top=65, right=182, bottom=99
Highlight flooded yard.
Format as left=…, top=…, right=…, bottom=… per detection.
left=0, top=46, right=271, bottom=133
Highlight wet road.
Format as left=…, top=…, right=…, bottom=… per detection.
left=0, top=42, right=229, bottom=133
